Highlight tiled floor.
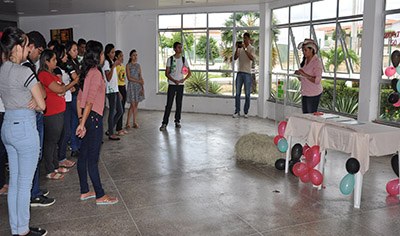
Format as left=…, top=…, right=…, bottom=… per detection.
left=0, top=110, right=399, bottom=236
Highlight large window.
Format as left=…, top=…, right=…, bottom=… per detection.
left=158, top=12, right=259, bottom=96
left=271, top=0, right=363, bottom=116
left=379, top=2, right=400, bottom=123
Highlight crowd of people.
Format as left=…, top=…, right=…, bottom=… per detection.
left=0, top=26, right=146, bottom=236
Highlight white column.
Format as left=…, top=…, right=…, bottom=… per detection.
left=358, top=0, right=385, bottom=122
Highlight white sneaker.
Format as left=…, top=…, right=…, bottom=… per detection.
left=244, top=114, right=248, bottom=118
left=232, top=113, right=240, bottom=118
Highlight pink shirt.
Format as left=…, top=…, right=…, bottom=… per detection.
left=300, top=55, right=323, bottom=96
left=78, top=68, right=106, bottom=116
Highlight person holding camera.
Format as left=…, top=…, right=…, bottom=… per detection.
left=233, top=32, right=255, bottom=118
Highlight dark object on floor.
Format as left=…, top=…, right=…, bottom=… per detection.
left=391, top=154, right=399, bottom=177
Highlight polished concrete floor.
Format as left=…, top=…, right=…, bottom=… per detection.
left=0, top=110, right=399, bottom=236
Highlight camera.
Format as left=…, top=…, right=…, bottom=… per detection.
left=236, top=41, right=243, bottom=48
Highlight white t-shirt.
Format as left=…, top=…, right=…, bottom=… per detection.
left=103, top=60, right=119, bottom=94
left=60, top=67, right=72, bottom=102
left=166, top=56, right=189, bottom=85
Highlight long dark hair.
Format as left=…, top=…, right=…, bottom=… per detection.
left=114, top=50, right=122, bottom=61
left=80, top=40, right=103, bottom=90
left=128, top=49, right=136, bottom=63
left=104, top=43, right=114, bottom=67
left=53, top=44, right=66, bottom=68
left=0, top=26, right=27, bottom=66
left=38, top=49, right=56, bottom=73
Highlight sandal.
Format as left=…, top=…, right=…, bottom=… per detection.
left=133, top=123, right=139, bottom=129
left=80, top=191, right=96, bottom=201
left=46, top=172, right=64, bottom=180
left=96, top=194, right=118, bottom=205
left=59, top=159, right=76, bottom=168
left=0, top=184, right=8, bottom=195
left=125, top=124, right=131, bottom=129
left=55, top=167, right=70, bottom=173
left=117, top=130, right=125, bottom=136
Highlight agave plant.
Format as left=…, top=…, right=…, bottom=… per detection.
left=185, top=72, right=222, bottom=95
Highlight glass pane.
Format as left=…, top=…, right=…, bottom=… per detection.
left=158, top=31, right=181, bottom=69
left=287, top=76, right=302, bottom=105
left=209, top=13, right=233, bottom=27
left=291, top=26, right=311, bottom=72
left=290, top=3, right=310, bottom=23
left=209, top=30, right=228, bottom=70
left=272, top=7, right=288, bottom=25
left=379, top=82, right=400, bottom=122
left=270, top=74, right=287, bottom=100
left=183, top=30, right=206, bottom=71
left=338, top=21, right=363, bottom=74
left=313, top=0, right=337, bottom=20
left=272, top=28, right=288, bottom=73
left=383, top=13, right=400, bottom=69
left=235, top=12, right=260, bottom=27
left=209, top=71, right=233, bottom=96
left=320, top=79, right=359, bottom=114
left=315, top=23, right=336, bottom=74
left=183, top=13, right=207, bottom=28
left=339, top=0, right=364, bottom=17
left=184, top=71, right=208, bottom=95
left=386, top=0, right=400, bottom=11
left=158, top=70, right=168, bottom=93
left=159, top=15, right=181, bottom=29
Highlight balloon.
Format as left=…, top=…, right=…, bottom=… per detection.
left=388, top=92, right=399, bottom=104
left=306, top=152, right=321, bottom=169
left=393, top=100, right=400, bottom=107
left=340, top=173, right=355, bottom=195
left=273, top=135, right=283, bottom=145
left=391, top=154, right=399, bottom=177
left=304, top=148, right=313, bottom=162
left=397, top=80, right=400, bottom=94
left=386, top=178, right=400, bottom=196
left=392, top=78, right=399, bottom=92
left=397, top=65, right=400, bottom=75
left=300, top=172, right=310, bottom=183
left=277, top=121, right=287, bottom=136
left=277, top=138, right=288, bottom=153
left=309, top=169, right=323, bottom=186
left=275, top=158, right=286, bottom=171
left=291, top=143, right=303, bottom=161
left=292, top=162, right=308, bottom=177
left=385, top=66, right=396, bottom=77
left=391, top=50, right=400, bottom=67
left=182, top=66, right=188, bottom=74
left=302, top=144, right=310, bottom=156
left=289, top=159, right=300, bottom=175
left=310, top=145, right=320, bottom=156
left=345, top=158, right=360, bottom=174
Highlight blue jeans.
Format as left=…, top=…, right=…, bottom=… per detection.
left=235, top=72, right=252, bottom=114
left=302, top=93, right=322, bottom=114
left=30, top=112, right=44, bottom=199
left=58, top=102, right=72, bottom=162
left=70, top=94, right=81, bottom=152
left=2, top=109, right=39, bottom=235
left=77, top=111, right=105, bottom=198
left=107, top=92, right=123, bottom=135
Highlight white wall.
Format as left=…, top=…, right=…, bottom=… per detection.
left=20, top=4, right=275, bottom=118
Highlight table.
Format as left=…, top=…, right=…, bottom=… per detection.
left=284, top=113, right=400, bottom=208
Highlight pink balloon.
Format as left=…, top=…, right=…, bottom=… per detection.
left=303, top=144, right=310, bottom=156
left=293, top=162, right=308, bottom=177
left=310, top=145, right=320, bottom=156
left=309, top=169, right=323, bottom=186
left=385, top=66, right=397, bottom=77
left=278, top=121, right=287, bottom=136
left=393, top=100, right=400, bottom=107
left=307, top=152, right=321, bottom=169
left=386, top=178, right=400, bottom=196
left=300, top=172, right=310, bottom=183
left=273, top=135, right=283, bottom=145
left=304, top=148, right=313, bottom=162
left=182, top=66, right=188, bottom=74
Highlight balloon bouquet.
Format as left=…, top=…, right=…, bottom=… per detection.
left=383, top=50, right=400, bottom=196
left=339, top=158, right=360, bottom=195
left=273, top=121, right=288, bottom=170
left=292, top=144, right=324, bottom=186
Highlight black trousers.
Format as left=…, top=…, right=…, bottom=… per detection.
left=302, top=93, right=322, bottom=114
left=162, top=85, right=184, bottom=125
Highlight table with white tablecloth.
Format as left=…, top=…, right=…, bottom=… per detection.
left=284, top=113, right=400, bottom=208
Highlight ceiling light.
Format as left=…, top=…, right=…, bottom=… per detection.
left=50, top=9, right=58, bottom=13
left=128, top=5, right=135, bottom=8
left=17, top=12, right=24, bottom=15
left=3, top=0, right=14, bottom=3
left=185, top=0, right=195, bottom=3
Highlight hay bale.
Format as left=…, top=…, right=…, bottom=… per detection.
left=235, top=132, right=283, bottom=166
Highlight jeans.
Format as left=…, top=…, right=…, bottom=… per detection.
left=58, top=102, right=72, bottom=162
left=235, top=72, right=252, bottom=114
left=43, top=112, right=64, bottom=174
left=302, top=93, right=322, bottom=114
left=0, top=112, right=7, bottom=189
left=30, top=112, right=44, bottom=199
left=2, top=109, right=39, bottom=235
left=77, top=111, right=105, bottom=199
left=107, top=92, right=123, bottom=135
left=70, top=93, right=81, bottom=152
left=162, top=85, right=184, bottom=125
left=116, top=85, right=127, bottom=131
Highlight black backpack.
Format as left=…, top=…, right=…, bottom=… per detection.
left=169, top=55, right=185, bottom=68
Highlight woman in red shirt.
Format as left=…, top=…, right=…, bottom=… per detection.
left=38, top=50, right=68, bottom=180
left=76, top=40, right=118, bottom=205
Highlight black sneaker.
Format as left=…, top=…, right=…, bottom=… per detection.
left=29, top=227, right=48, bottom=236
left=30, top=195, right=56, bottom=207
left=175, top=122, right=181, bottom=128
left=41, top=188, right=49, bottom=197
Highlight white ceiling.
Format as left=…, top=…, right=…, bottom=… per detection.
left=0, top=0, right=274, bottom=16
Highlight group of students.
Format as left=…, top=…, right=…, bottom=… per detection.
left=0, top=26, right=145, bottom=236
